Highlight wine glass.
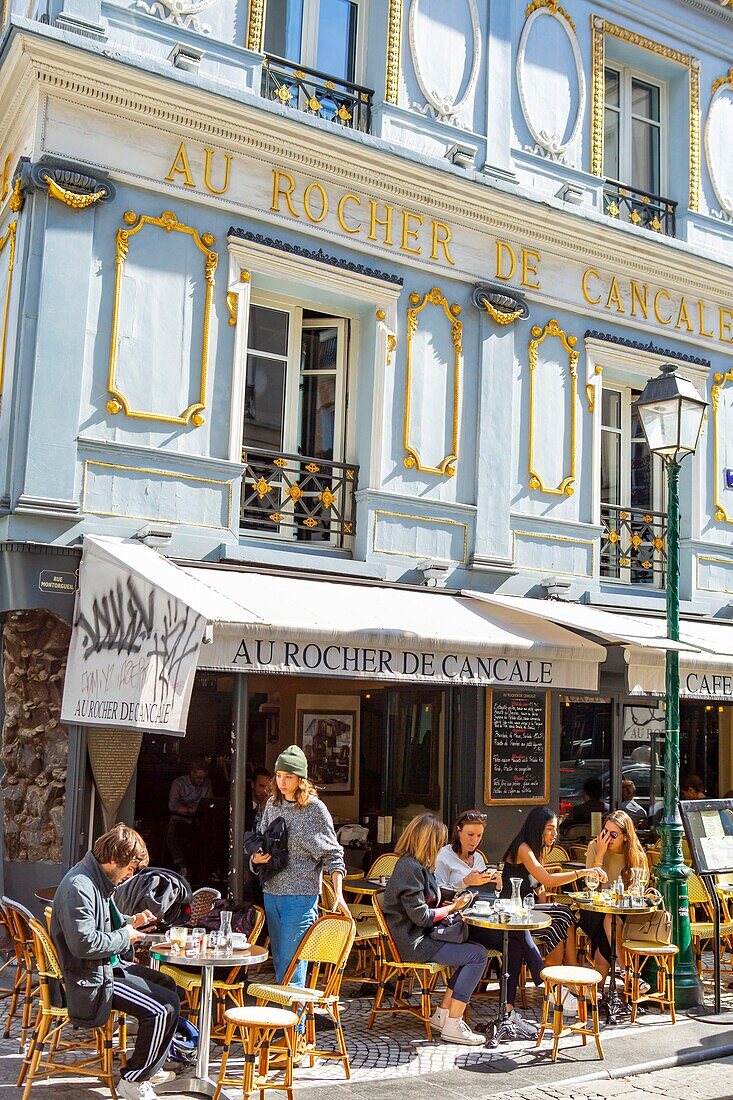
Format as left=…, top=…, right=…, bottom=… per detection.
left=522, top=894, right=535, bottom=923
left=584, top=868, right=600, bottom=894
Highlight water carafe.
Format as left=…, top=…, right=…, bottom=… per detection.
left=509, top=878, right=523, bottom=916
left=219, top=909, right=233, bottom=955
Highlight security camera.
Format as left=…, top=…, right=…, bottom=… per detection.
left=202, top=623, right=214, bottom=645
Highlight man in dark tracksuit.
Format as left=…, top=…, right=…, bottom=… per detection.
left=51, top=824, right=180, bottom=1100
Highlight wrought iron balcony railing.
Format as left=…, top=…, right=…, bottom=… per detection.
left=241, top=448, right=358, bottom=549
left=600, top=503, right=667, bottom=584
left=603, top=180, right=677, bottom=237
left=262, top=55, right=374, bottom=132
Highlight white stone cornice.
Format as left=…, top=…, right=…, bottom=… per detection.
left=5, top=26, right=733, bottom=306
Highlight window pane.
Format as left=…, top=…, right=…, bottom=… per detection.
left=316, top=0, right=358, bottom=81
left=243, top=354, right=286, bottom=452
left=632, top=79, right=660, bottom=123
left=601, top=429, right=621, bottom=505
left=631, top=118, right=660, bottom=194
left=604, top=107, right=619, bottom=180
left=301, top=325, right=338, bottom=373
left=630, top=440, right=653, bottom=508
left=299, top=373, right=336, bottom=459
left=601, top=389, right=621, bottom=429
left=605, top=67, right=620, bottom=107
left=264, top=0, right=304, bottom=61
left=249, top=305, right=289, bottom=357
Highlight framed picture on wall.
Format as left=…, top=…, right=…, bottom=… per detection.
left=297, top=710, right=356, bottom=794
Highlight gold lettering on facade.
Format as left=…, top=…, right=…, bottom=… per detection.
left=521, top=248, right=541, bottom=290
left=675, top=297, right=693, bottom=333
left=653, top=289, right=673, bottom=325
left=698, top=299, right=714, bottom=339
left=203, top=149, right=232, bottom=195
left=368, top=200, right=394, bottom=246
left=271, top=170, right=300, bottom=217
left=165, top=142, right=195, bottom=188
left=337, top=193, right=362, bottom=234
left=605, top=276, right=625, bottom=313
left=720, top=308, right=733, bottom=344
left=430, top=221, right=455, bottom=265
left=496, top=240, right=516, bottom=281
left=630, top=280, right=648, bottom=319
left=303, top=181, right=329, bottom=223
left=401, top=210, right=423, bottom=255
left=581, top=268, right=602, bottom=305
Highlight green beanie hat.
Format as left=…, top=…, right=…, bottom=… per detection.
left=274, top=744, right=308, bottom=779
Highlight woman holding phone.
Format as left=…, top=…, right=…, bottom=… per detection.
left=436, top=809, right=546, bottom=1036
left=581, top=810, right=649, bottom=979
left=382, top=813, right=488, bottom=1045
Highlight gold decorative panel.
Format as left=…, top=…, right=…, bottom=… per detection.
left=0, top=215, right=17, bottom=400
left=712, top=368, right=733, bottom=523
left=107, top=210, right=217, bottom=426
left=246, top=0, right=265, bottom=51
left=527, top=318, right=578, bottom=495
left=385, top=0, right=403, bottom=104
left=403, top=287, right=462, bottom=477
left=590, top=17, right=700, bottom=211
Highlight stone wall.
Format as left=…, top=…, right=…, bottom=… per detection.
left=2, top=610, right=70, bottom=862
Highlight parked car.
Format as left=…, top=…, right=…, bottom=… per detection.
left=559, top=760, right=664, bottom=820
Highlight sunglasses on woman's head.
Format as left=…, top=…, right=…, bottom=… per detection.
left=459, top=812, right=487, bottom=824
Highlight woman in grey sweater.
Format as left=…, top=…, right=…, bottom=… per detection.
left=252, top=744, right=348, bottom=988
left=382, top=813, right=488, bottom=1045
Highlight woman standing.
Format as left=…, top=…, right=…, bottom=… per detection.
left=382, top=813, right=488, bottom=1045
left=582, top=810, right=649, bottom=979
left=251, top=745, right=348, bottom=987
left=435, top=809, right=545, bottom=1035
left=502, top=807, right=605, bottom=967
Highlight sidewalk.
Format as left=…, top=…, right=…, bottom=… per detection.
left=2, top=969, right=733, bottom=1099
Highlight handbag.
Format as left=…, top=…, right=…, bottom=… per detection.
left=243, top=816, right=288, bottom=881
left=430, top=912, right=469, bottom=943
left=624, top=890, right=671, bottom=944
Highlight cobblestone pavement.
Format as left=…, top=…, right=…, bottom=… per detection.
left=0, top=959, right=731, bottom=1098
left=491, top=1056, right=733, bottom=1099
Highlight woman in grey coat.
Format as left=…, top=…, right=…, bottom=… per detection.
left=381, top=813, right=487, bottom=1045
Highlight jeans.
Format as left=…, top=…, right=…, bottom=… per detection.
left=431, top=940, right=488, bottom=1004
left=264, top=893, right=319, bottom=987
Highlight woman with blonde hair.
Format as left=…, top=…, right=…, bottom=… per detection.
left=581, top=809, right=649, bottom=979
left=381, top=813, right=488, bottom=1045
left=251, top=745, right=348, bottom=990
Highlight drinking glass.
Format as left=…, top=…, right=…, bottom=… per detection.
left=585, top=868, right=601, bottom=892
left=522, top=895, right=535, bottom=922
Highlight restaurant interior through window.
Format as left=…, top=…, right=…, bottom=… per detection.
left=132, top=671, right=452, bottom=888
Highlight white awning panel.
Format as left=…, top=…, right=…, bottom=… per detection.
left=183, top=567, right=606, bottom=691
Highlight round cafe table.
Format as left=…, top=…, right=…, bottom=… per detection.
left=567, top=893, right=658, bottom=1025
left=150, top=940, right=268, bottom=1097
left=465, top=909, right=551, bottom=1047
left=342, top=877, right=388, bottom=897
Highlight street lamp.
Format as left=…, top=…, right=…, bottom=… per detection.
left=634, top=362, right=707, bottom=1008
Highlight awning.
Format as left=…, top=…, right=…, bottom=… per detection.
left=463, top=591, right=733, bottom=702
left=182, top=566, right=606, bottom=692
left=61, top=538, right=607, bottom=735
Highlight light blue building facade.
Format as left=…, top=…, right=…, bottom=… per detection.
left=0, top=0, right=732, bottom=897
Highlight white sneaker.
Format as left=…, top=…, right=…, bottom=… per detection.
left=440, top=1015, right=486, bottom=1045
left=117, top=1077, right=158, bottom=1100
left=564, top=992, right=578, bottom=1016
left=507, top=1010, right=540, bottom=1039
left=150, top=1068, right=176, bottom=1085
left=430, top=1006, right=447, bottom=1030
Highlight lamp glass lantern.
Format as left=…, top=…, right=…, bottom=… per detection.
left=633, top=363, right=707, bottom=463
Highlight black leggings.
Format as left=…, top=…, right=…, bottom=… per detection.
left=579, top=910, right=612, bottom=964
left=468, top=926, right=544, bottom=1007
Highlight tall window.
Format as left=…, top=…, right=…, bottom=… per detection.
left=600, top=385, right=665, bottom=584
left=604, top=66, right=664, bottom=196
left=264, top=0, right=359, bottom=81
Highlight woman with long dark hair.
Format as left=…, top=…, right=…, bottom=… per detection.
left=435, top=809, right=545, bottom=1036
left=502, top=807, right=606, bottom=966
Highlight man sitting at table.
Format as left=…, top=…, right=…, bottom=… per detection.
left=51, top=823, right=180, bottom=1100
left=561, top=777, right=607, bottom=835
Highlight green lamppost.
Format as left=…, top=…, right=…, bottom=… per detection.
left=634, top=363, right=707, bottom=1008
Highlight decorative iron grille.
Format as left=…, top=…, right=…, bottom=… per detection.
left=241, top=448, right=358, bottom=549
left=600, top=503, right=667, bottom=584
left=262, top=55, right=374, bottom=132
left=603, top=180, right=677, bottom=237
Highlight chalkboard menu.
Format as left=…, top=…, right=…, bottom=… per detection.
left=680, top=798, right=733, bottom=874
left=484, top=689, right=550, bottom=805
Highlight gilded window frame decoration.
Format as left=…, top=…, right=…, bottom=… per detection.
left=385, top=0, right=403, bottom=105
left=246, top=0, right=266, bottom=51
left=712, top=367, right=733, bottom=523
left=107, top=209, right=218, bottom=427
left=0, top=179, right=23, bottom=401
left=589, top=16, right=700, bottom=212
left=528, top=318, right=578, bottom=496
left=403, top=287, right=462, bottom=477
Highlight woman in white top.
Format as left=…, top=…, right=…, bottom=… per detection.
left=435, top=809, right=545, bottom=1036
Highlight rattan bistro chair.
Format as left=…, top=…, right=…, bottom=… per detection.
left=2, top=897, right=39, bottom=1050
left=248, top=912, right=356, bottom=1079
left=17, top=917, right=117, bottom=1100
left=368, top=892, right=452, bottom=1040
left=687, top=871, right=733, bottom=976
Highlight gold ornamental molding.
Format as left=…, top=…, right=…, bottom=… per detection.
left=589, top=16, right=700, bottom=212
left=712, top=368, right=733, bottom=523
left=107, top=209, right=218, bottom=426
left=403, top=287, right=462, bottom=477
left=525, top=0, right=575, bottom=32
left=586, top=363, right=602, bottom=412
left=528, top=318, right=578, bottom=496
left=246, top=0, right=266, bottom=52
left=42, top=173, right=107, bottom=209
left=0, top=216, right=18, bottom=401
left=385, top=0, right=403, bottom=105
left=712, top=67, right=733, bottom=95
